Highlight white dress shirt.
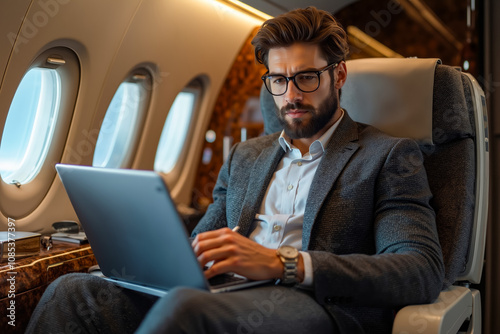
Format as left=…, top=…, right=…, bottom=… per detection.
left=248, top=110, right=344, bottom=286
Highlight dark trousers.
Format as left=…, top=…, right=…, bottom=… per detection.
left=26, top=273, right=337, bottom=333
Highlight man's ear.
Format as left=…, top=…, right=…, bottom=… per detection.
left=335, top=61, right=347, bottom=89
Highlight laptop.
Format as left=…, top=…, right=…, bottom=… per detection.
left=55, top=164, right=272, bottom=297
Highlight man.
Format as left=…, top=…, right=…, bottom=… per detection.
left=27, top=7, right=444, bottom=333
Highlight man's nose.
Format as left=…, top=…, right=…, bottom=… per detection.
left=283, top=79, right=302, bottom=103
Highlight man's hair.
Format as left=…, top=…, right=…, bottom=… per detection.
left=252, top=7, right=349, bottom=68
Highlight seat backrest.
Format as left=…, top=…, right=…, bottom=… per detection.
left=259, top=58, right=489, bottom=288
left=260, top=83, right=282, bottom=135
left=342, top=58, right=489, bottom=287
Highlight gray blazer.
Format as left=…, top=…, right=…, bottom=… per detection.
left=193, top=113, right=445, bottom=333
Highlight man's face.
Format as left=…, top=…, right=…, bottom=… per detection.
left=267, top=43, right=343, bottom=140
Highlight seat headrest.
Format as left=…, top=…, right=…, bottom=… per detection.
left=342, top=58, right=441, bottom=145
left=260, top=84, right=283, bottom=135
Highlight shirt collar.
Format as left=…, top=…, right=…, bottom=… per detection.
left=278, top=108, right=345, bottom=154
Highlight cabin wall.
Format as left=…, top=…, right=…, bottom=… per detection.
left=0, top=0, right=263, bottom=233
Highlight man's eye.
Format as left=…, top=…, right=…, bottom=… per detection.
left=297, top=74, right=316, bottom=82
left=272, top=77, right=286, bottom=85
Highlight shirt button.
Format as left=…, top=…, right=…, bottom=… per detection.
left=297, top=161, right=302, bottom=166
left=287, top=184, right=293, bottom=191
left=273, top=225, right=281, bottom=231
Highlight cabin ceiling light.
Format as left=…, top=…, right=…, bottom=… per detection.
left=347, top=26, right=403, bottom=59
left=217, top=0, right=273, bottom=20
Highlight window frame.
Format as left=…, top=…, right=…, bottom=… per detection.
left=0, top=47, right=79, bottom=218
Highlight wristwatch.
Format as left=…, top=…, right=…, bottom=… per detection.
left=276, top=245, right=299, bottom=285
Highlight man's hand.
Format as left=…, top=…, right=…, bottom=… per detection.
left=192, top=227, right=304, bottom=282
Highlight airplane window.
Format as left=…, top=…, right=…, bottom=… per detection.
left=93, top=83, right=141, bottom=167
left=0, top=68, right=61, bottom=184
left=93, top=72, right=151, bottom=168
left=154, top=88, right=198, bottom=173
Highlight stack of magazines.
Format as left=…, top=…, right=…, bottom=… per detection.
left=50, top=221, right=88, bottom=244
left=51, top=231, right=88, bottom=244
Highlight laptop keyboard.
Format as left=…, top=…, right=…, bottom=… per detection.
left=208, top=273, right=247, bottom=287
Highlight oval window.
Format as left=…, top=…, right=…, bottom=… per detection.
left=154, top=84, right=200, bottom=173
left=0, top=68, right=61, bottom=184
left=93, top=72, right=151, bottom=168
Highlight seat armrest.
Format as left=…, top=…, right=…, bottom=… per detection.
left=392, top=286, right=472, bottom=334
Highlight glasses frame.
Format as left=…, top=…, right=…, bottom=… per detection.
left=262, top=62, right=339, bottom=96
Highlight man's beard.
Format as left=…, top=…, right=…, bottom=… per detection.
left=276, top=91, right=339, bottom=140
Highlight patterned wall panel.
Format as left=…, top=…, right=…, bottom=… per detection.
left=192, top=27, right=267, bottom=211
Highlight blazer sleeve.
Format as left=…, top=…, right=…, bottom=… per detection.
left=310, top=138, right=445, bottom=308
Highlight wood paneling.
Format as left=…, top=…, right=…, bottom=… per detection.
left=192, top=27, right=266, bottom=210
left=0, top=242, right=96, bottom=333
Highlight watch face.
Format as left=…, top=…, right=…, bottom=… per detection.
left=280, top=246, right=298, bottom=258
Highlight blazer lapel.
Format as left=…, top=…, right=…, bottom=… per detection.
left=237, top=141, right=285, bottom=236
left=302, top=114, right=360, bottom=250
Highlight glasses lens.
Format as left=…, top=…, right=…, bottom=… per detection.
left=265, top=75, right=287, bottom=95
left=264, top=71, right=321, bottom=96
left=295, top=72, right=319, bottom=92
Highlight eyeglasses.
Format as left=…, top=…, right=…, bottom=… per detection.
left=262, top=63, right=338, bottom=96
